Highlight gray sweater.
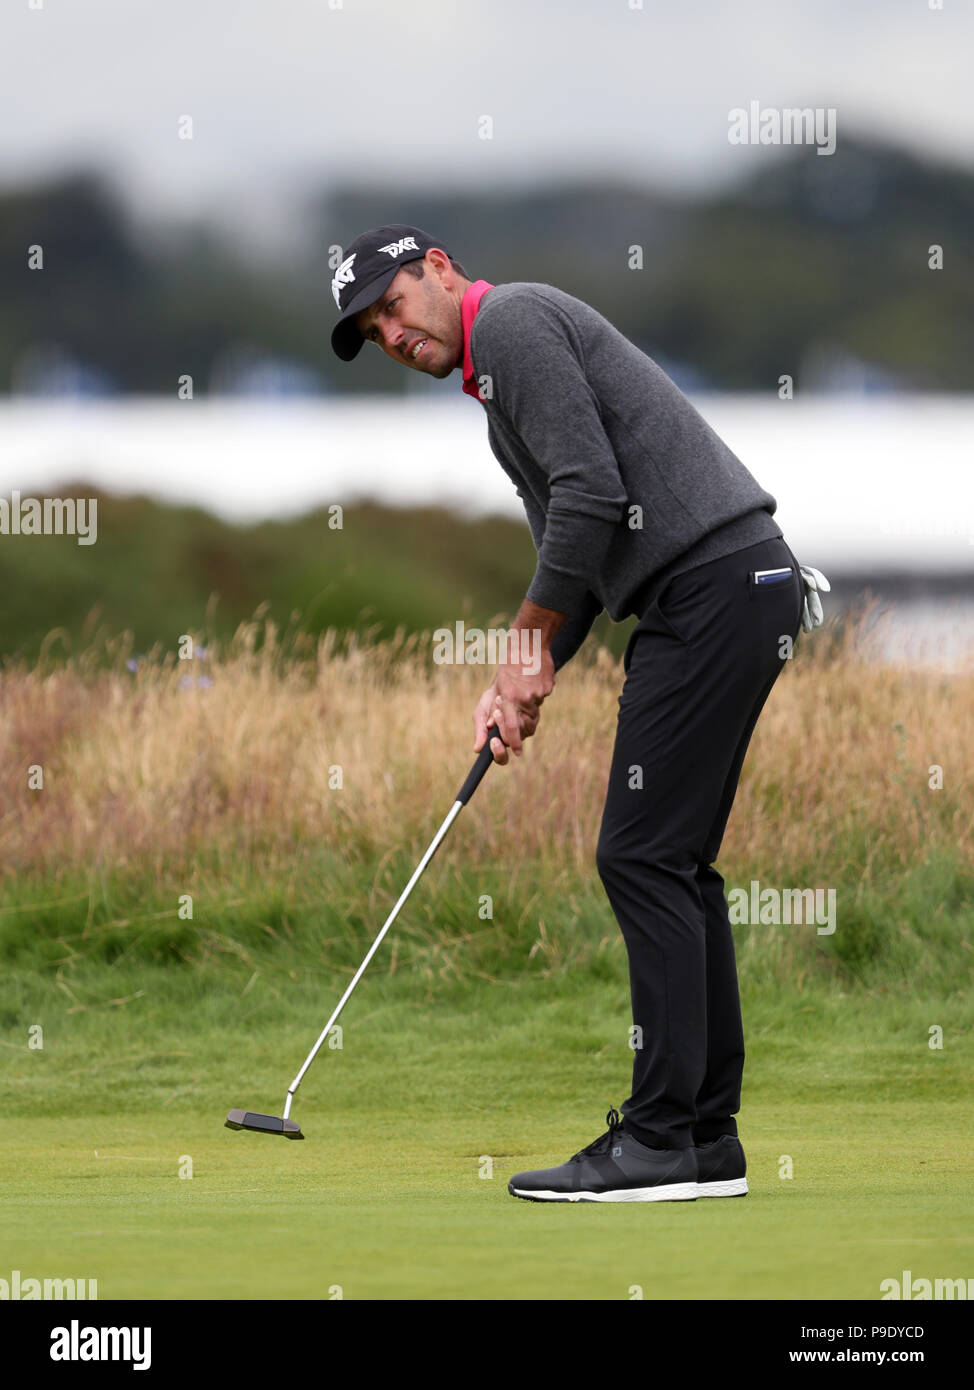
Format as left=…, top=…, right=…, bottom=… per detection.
left=469, top=282, right=782, bottom=668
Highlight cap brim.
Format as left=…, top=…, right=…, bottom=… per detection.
left=331, top=316, right=366, bottom=363
left=330, top=265, right=402, bottom=362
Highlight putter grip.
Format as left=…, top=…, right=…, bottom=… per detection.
left=455, top=723, right=508, bottom=805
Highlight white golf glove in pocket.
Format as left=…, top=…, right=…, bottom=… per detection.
left=799, top=565, right=831, bottom=632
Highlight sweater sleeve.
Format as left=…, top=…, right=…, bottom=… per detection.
left=475, top=291, right=629, bottom=614
left=549, top=590, right=603, bottom=672
left=515, top=486, right=547, bottom=553
left=514, top=486, right=601, bottom=669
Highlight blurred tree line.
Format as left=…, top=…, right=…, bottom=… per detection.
left=1, top=136, right=972, bottom=396
left=0, top=493, right=564, bottom=664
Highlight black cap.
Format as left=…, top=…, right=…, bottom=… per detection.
left=330, top=224, right=452, bottom=362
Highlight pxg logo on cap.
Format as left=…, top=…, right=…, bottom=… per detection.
left=330, top=224, right=450, bottom=362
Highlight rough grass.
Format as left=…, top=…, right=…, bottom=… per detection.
left=0, top=606, right=971, bottom=1011
left=1, top=603, right=970, bottom=881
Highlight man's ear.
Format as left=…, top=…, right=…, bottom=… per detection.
left=425, top=247, right=453, bottom=285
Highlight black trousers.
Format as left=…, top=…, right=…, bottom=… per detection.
left=596, top=536, right=804, bottom=1151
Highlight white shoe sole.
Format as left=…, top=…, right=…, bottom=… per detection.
left=695, top=1177, right=748, bottom=1198
left=509, top=1181, right=697, bottom=1203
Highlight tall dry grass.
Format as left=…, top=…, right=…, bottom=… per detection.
left=0, top=605, right=971, bottom=888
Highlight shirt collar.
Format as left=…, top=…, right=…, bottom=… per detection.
left=458, top=280, right=495, bottom=399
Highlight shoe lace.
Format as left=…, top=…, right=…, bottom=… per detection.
left=573, top=1106, right=623, bottom=1161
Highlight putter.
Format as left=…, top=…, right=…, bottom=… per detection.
left=225, top=720, right=510, bottom=1140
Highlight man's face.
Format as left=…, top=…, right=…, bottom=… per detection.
left=354, top=252, right=463, bottom=378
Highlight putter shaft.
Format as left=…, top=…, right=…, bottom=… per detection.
left=281, top=727, right=506, bottom=1119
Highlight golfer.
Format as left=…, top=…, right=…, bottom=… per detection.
left=331, top=224, right=825, bottom=1203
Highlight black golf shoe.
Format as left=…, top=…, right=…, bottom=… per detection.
left=693, top=1134, right=748, bottom=1197
left=507, top=1107, right=697, bottom=1203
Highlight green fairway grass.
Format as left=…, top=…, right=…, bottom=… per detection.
left=2, top=972, right=971, bottom=1300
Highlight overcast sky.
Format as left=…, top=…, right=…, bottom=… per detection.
left=2, top=0, right=971, bottom=249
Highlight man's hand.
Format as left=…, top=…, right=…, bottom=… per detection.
left=473, top=667, right=548, bottom=765
left=472, top=600, right=565, bottom=765
left=473, top=679, right=534, bottom=765
left=495, top=647, right=554, bottom=751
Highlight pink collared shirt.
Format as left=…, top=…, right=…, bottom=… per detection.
left=458, top=280, right=496, bottom=400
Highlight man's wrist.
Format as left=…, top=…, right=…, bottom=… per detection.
left=511, top=598, right=567, bottom=651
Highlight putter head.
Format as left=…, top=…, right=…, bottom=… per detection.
left=225, top=1108, right=304, bottom=1140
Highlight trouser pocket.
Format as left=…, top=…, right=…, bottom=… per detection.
left=746, top=550, right=804, bottom=641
